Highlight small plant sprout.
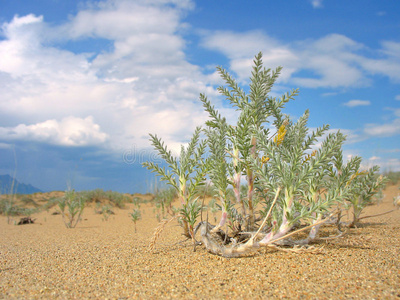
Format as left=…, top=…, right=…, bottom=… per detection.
left=179, top=197, right=203, bottom=243
left=97, top=204, right=113, bottom=221
left=130, top=209, right=141, bottom=233
left=58, top=190, right=86, bottom=228
left=143, top=52, right=388, bottom=257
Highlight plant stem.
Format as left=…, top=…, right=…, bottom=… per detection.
left=246, top=136, right=257, bottom=229
left=260, top=214, right=333, bottom=246
left=253, top=187, right=281, bottom=239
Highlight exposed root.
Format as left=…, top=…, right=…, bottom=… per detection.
left=267, top=244, right=324, bottom=254
left=319, top=229, right=347, bottom=240
left=198, top=221, right=259, bottom=258
left=197, top=214, right=334, bottom=258
left=357, top=209, right=396, bottom=221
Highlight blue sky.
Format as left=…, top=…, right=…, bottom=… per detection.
left=0, top=0, right=399, bottom=193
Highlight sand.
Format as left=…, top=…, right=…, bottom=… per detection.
left=1, top=185, right=399, bottom=299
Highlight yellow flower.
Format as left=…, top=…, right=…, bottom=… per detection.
left=302, top=150, right=317, bottom=164
left=274, top=124, right=287, bottom=146
left=262, top=156, right=270, bottom=164
left=346, top=170, right=369, bottom=186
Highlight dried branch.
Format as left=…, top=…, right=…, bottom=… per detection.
left=149, top=216, right=178, bottom=253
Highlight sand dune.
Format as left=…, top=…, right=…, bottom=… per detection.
left=1, top=185, right=399, bottom=299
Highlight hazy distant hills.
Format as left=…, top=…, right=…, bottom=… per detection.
left=0, top=175, right=43, bottom=195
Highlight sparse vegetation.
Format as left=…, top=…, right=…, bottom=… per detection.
left=384, top=171, right=400, bottom=185
left=152, top=187, right=177, bottom=221
left=80, top=189, right=130, bottom=208
left=58, top=190, right=86, bottom=228
left=95, top=203, right=114, bottom=221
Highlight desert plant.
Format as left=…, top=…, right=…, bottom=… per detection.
left=144, top=52, right=387, bottom=257
left=344, top=167, right=389, bottom=227
left=43, top=197, right=59, bottom=212
left=195, top=53, right=346, bottom=253
left=142, top=126, right=207, bottom=238
left=1, top=175, right=17, bottom=224
left=58, top=190, right=86, bottom=228
left=106, top=190, right=130, bottom=209
left=130, top=208, right=141, bottom=233
left=153, top=187, right=177, bottom=219
left=95, top=203, right=114, bottom=221
left=179, top=197, right=203, bottom=241
left=20, top=196, right=39, bottom=207
left=0, top=194, right=34, bottom=222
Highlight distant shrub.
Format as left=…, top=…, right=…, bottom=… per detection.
left=106, top=191, right=130, bottom=209
left=384, top=171, right=400, bottom=185
left=95, top=203, right=114, bottom=221
left=79, top=189, right=130, bottom=209
left=20, top=195, right=39, bottom=207
left=58, top=190, right=86, bottom=228
left=80, top=189, right=107, bottom=203
left=42, top=197, right=60, bottom=212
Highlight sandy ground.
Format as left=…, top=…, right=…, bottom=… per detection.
left=1, top=185, right=399, bottom=299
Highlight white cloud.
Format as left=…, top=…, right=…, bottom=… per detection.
left=0, top=0, right=220, bottom=155
left=289, top=34, right=368, bottom=88
left=0, top=116, right=108, bottom=146
left=395, top=95, right=400, bottom=101
left=310, top=0, right=323, bottom=8
left=364, top=119, right=400, bottom=137
left=0, top=0, right=399, bottom=167
left=357, top=41, right=400, bottom=83
left=201, top=31, right=400, bottom=88
left=343, top=100, right=371, bottom=107
left=200, top=30, right=299, bottom=82
left=341, top=150, right=400, bottom=173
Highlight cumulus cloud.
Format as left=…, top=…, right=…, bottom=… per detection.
left=201, top=31, right=400, bottom=88
left=343, top=100, right=371, bottom=107
left=0, top=0, right=218, bottom=155
left=0, top=0, right=398, bottom=171
left=0, top=116, right=108, bottom=146
left=358, top=41, right=400, bottom=83
left=200, top=30, right=299, bottom=82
